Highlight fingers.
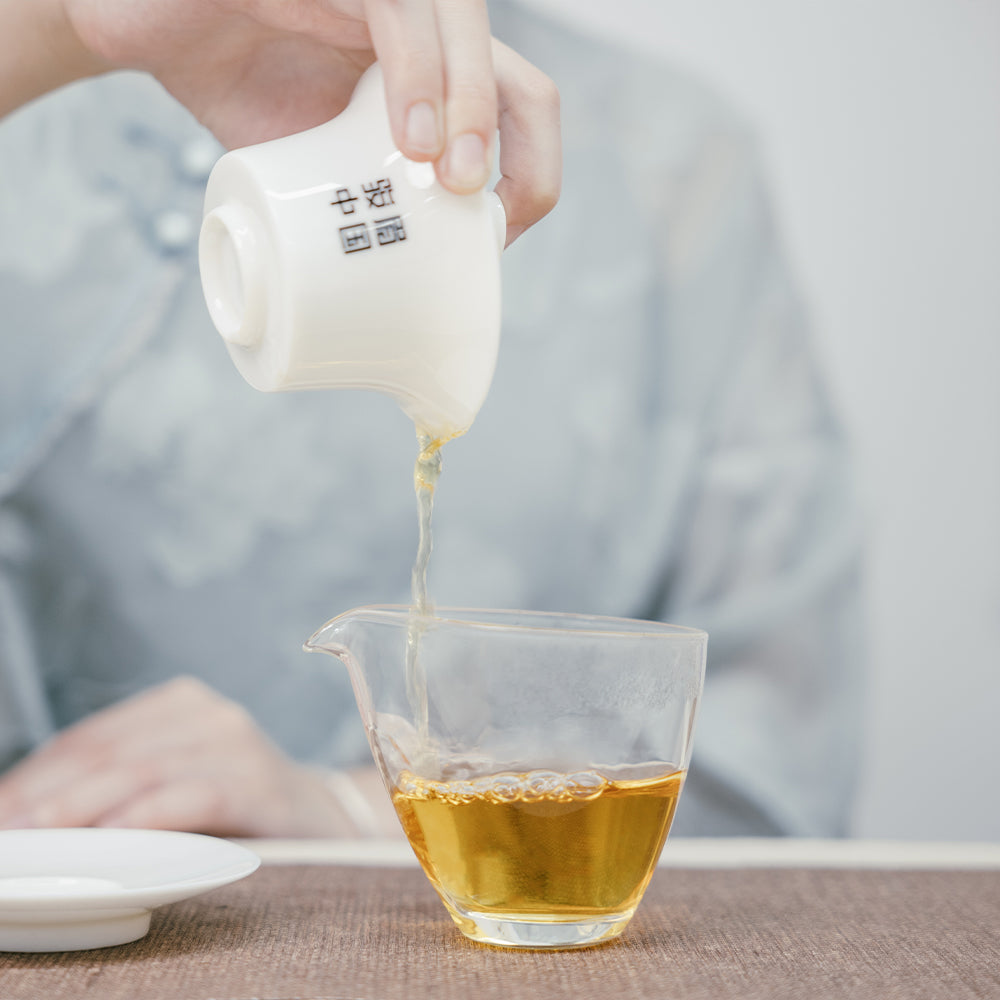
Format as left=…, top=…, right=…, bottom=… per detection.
left=0, top=678, right=250, bottom=831
left=0, top=683, right=178, bottom=825
left=363, top=0, right=445, bottom=160
left=96, top=777, right=235, bottom=835
left=0, top=677, right=364, bottom=837
left=433, top=0, right=496, bottom=192
left=364, top=0, right=497, bottom=192
left=492, top=39, right=561, bottom=245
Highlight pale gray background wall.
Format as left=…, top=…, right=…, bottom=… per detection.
left=528, top=0, right=1000, bottom=840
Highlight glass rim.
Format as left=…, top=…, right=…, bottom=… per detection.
left=325, top=604, right=708, bottom=641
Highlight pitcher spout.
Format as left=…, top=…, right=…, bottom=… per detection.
left=303, top=615, right=351, bottom=660
left=304, top=605, right=417, bottom=723
left=304, top=605, right=430, bottom=775
left=303, top=608, right=371, bottom=683
left=304, top=604, right=417, bottom=657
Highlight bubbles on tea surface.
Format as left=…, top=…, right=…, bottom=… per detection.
left=396, top=769, right=608, bottom=805
left=526, top=769, right=605, bottom=800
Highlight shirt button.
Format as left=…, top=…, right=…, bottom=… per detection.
left=154, top=210, right=196, bottom=250
left=180, top=137, right=221, bottom=180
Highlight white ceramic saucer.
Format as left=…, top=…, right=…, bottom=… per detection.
left=0, top=828, right=260, bottom=952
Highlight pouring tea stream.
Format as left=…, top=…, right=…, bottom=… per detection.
left=198, top=61, right=505, bottom=745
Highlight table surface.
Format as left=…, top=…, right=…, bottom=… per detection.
left=1, top=839, right=998, bottom=1000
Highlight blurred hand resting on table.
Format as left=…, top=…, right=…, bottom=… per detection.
left=0, top=678, right=402, bottom=838
left=1, top=0, right=560, bottom=245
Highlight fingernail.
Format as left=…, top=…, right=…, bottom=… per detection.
left=445, top=133, right=489, bottom=192
left=405, top=102, right=440, bottom=156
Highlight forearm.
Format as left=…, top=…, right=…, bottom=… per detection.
left=0, top=0, right=108, bottom=120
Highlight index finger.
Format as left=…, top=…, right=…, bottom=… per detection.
left=365, top=0, right=497, bottom=192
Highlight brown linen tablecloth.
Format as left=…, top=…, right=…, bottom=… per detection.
left=1, top=864, right=998, bottom=1000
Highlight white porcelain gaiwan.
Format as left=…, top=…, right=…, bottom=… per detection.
left=199, top=63, right=505, bottom=439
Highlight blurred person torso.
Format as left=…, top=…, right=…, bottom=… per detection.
left=0, top=0, right=864, bottom=836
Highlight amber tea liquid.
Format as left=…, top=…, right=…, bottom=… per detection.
left=410, top=430, right=445, bottom=616
left=405, top=430, right=451, bottom=737
left=392, top=766, right=685, bottom=937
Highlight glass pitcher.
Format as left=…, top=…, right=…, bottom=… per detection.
left=307, top=606, right=707, bottom=949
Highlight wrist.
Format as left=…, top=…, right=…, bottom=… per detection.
left=320, top=769, right=385, bottom=839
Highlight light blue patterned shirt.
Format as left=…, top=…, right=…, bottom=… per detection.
left=0, top=2, right=864, bottom=835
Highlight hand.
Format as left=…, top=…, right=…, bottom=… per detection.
left=0, top=677, right=401, bottom=838
left=58, top=0, right=560, bottom=244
